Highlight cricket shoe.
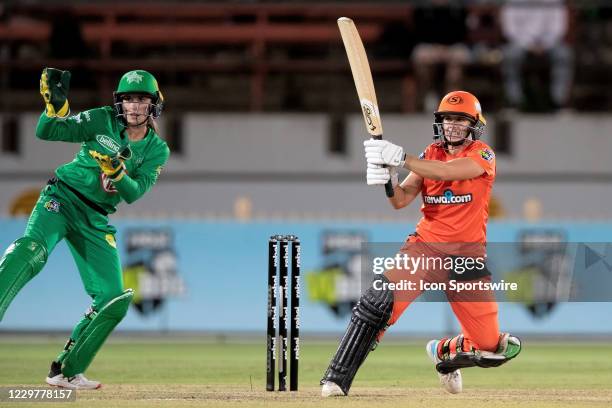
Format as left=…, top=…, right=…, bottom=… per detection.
left=321, top=380, right=345, bottom=397
left=426, top=340, right=462, bottom=394
left=45, top=361, right=102, bottom=390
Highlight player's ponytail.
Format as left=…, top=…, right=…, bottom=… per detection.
left=148, top=117, right=160, bottom=134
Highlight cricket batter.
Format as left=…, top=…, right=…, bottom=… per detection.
left=0, top=68, right=169, bottom=389
left=321, top=91, right=521, bottom=396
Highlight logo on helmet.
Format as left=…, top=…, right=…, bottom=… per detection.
left=125, top=71, right=144, bottom=84
left=447, top=95, right=463, bottom=105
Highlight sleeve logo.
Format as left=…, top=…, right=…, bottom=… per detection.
left=44, top=199, right=60, bottom=213
left=479, top=148, right=495, bottom=162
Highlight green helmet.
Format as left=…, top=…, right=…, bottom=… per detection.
left=113, top=70, right=164, bottom=124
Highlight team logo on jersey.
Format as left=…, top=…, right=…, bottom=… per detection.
left=126, top=71, right=143, bottom=84
left=479, top=148, right=495, bottom=162
left=424, top=189, right=472, bottom=205
left=96, top=134, right=121, bottom=153
left=44, top=199, right=60, bottom=213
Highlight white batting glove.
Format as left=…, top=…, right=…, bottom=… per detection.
left=366, top=163, right=399, bottom=187
left=364, top=139, right=405, bottom=167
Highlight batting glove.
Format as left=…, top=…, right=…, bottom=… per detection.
left=367, top=163, right=399, bottom=187
left=364, top=139, right=406, bottom=168
left=40, top=68, right=71, bottom=117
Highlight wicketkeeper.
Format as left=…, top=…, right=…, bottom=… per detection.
left=0, top=68, right=169, bottom=389
left=321, top=91, right=521, bottom=397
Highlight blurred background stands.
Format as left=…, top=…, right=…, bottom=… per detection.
left=1, top=1, right=610, bottom=114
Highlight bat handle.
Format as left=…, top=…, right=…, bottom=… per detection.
left=384, top=180, right=394, bottom=198
left=373, top=135, right=395, bottom=198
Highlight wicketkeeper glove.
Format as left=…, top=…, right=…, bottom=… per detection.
left=40, top=67, right=71, bottom=117
left=364, top=138, right=406, bottom=168
left=367, top=163, right=399, bottom=187
left=89, top=146, right=131, bottom=182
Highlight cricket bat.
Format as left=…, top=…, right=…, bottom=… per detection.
left=337, top=17, right=394, bottom=198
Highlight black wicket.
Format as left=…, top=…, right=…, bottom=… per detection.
left=266, top=235, right=300, bottom=392
left=266, top=237, right=279, bottom=391
left=278, top=239, right=289, bottom=391
left=289, top=238, right=300, bottom=391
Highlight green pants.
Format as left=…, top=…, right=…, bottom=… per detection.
left=25, top=180, right=124, bottom=350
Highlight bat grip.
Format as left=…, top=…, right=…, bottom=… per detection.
left=373, top=135, right=395, bottom=198
left=384, top=180, right=395, bottom=198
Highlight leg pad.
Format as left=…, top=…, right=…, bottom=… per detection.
left=0, top=237, right=47, bottom=321
left=62, top=289, right=133, bottom=377
left=321, top=276, right=394, bottom=395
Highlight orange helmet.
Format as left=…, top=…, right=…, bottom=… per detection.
left=433, top=91, right=486, bottom=143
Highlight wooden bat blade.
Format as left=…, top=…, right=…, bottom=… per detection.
left=337, top=17, right=383, bottom=137
left=338, top=17, right=394, bottom=198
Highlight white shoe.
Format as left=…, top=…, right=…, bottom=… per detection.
left=46, top=373, right=102, bottom=390
left=426, top=340, right=462, bottom=394
left=321, top=380, right=345, bottom=397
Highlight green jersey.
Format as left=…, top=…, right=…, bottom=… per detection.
left=35, top=107, right=170, bottom=214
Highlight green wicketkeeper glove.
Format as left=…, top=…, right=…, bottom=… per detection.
left=89, top=146, right=131, bottom=182
left=40, top=67, right=71, bottom=117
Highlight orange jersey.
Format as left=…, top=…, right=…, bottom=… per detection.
left=414, top=140, right=496, bottom=244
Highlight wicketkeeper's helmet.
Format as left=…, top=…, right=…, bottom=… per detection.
left=113, top=70, right=164, bottom=126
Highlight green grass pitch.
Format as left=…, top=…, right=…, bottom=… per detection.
left=1, top=334, right=611, bottom=407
